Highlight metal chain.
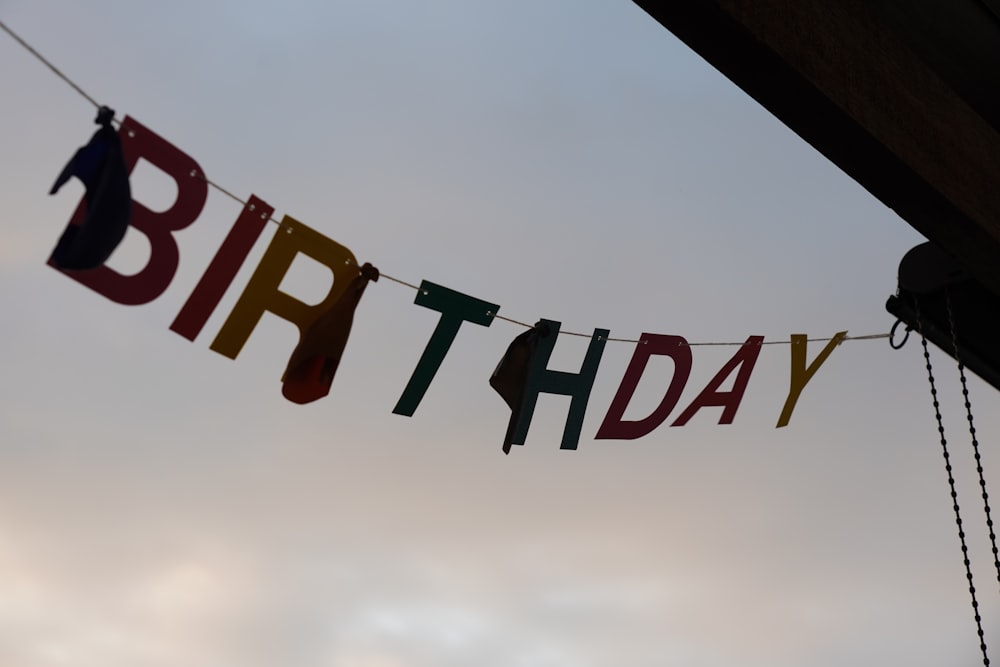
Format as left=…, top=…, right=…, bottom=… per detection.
left=945, top=290, right=1000, bottom=590
left=914, top=296, right=990, bottom=666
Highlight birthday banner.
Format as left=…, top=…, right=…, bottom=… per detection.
left=41, top=111, right=879, bottom=453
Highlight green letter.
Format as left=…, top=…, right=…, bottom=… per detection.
left=393, top=281, right=499, bottom=416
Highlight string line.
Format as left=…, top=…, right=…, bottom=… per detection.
left=489, top=311, right=887, bottom=345
left=0, top=20, right=102, bottom=110
left=380, top=273, right=425, bottom=292
left=1, top=19, right=891, bottom=348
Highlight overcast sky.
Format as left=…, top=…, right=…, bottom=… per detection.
left=2, top=2, right=999, bottom=666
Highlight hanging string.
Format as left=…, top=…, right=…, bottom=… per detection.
left=913, top=295, right=991, bottom=667
left=0, top=20, right=102, bottom=110
left=379, top=273, right=424, bottom=292
left=945, top=289, right=1000, bottom=590
left=1, top=19, right=891, bottom=347
left=489, top=311, right=887, bottom=345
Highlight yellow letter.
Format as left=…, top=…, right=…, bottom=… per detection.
left=776, top=331, right=847, bottom=428
left=210, top=216, right=358, bottom=360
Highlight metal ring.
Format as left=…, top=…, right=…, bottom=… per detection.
left=889, top=319, right=910, bottom=350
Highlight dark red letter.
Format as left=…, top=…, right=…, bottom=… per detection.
left=595, top=334, right=692, bottom=440
left=671, top=336, right=764, bottom=426
left=53, top=116, right=208, bottom=305
left=170, top=195, right=275, bottom=340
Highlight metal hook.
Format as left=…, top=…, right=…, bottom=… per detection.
left=889, top=318, right=910, bottom=350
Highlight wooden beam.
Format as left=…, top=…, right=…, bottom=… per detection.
left=634, top=0, right=1000, bottom=294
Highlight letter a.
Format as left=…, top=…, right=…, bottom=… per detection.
left=672, top=336, right=764, bottom=426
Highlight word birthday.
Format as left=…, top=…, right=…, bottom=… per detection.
left=50, top=113, right=845, bottom=453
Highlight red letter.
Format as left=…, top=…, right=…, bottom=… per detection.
left=595, top=334, right=692, bottom=440
left=671, top=336, right=764, bottom=426
left=53, top=116, right=208, bottom=305
left=170, top=195, right=275, bottom=341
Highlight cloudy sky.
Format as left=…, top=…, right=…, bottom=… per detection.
left=2, top=1, right=998, bottom=666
